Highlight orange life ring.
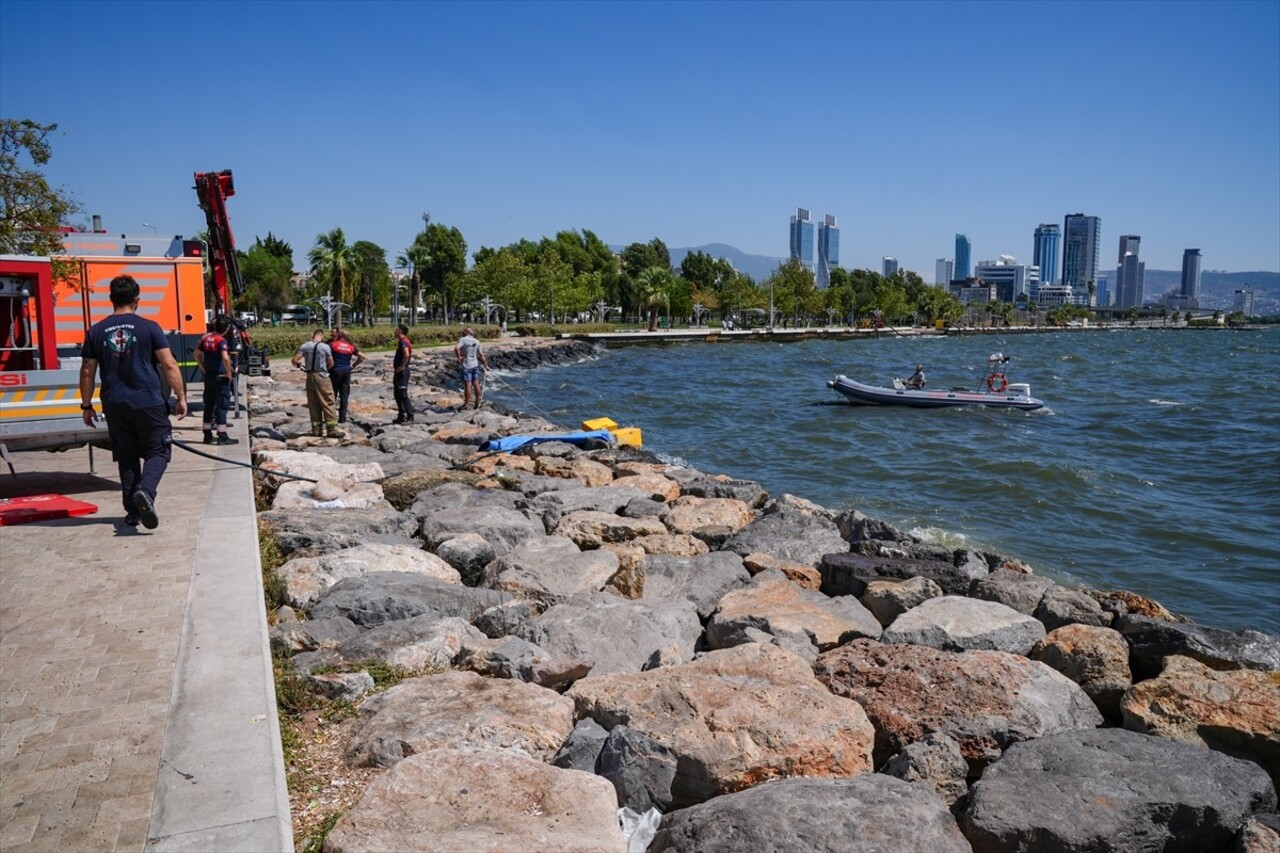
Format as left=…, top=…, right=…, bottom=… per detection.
left=987, top=373, right=1008, bottom=393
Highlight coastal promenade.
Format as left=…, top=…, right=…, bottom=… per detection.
left=0, top=418, right=291, bottom=851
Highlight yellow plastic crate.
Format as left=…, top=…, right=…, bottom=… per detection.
left=612, top=427, right=642, bottom=447
left=582, top=416, right=618, bottom=431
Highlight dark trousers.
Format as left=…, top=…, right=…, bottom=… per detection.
left=104, top=404, right=172, bottom=513
left=201, top=378, right=231, bottom=428
left=393, top=376, right=412, bottom=419
left=331, top=370, right=352, bottom=423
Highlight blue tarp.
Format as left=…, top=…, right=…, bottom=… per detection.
left=478, top=429, right=615, bottom=453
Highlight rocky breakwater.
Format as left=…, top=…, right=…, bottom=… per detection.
left=246, top=337, right=1280, bottom=853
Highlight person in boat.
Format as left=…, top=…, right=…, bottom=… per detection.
left=906, top=364, right=926, bottom=389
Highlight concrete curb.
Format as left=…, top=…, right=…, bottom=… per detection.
left=145, top=428, right=293, bottom=852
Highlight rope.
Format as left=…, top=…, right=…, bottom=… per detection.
left=484, top=371, right=571, bottom=431
left=170, top=438, right=319, bottom=483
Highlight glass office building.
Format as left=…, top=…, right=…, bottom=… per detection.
left=955, top=234, right=971, bottom=280
left=790, top=208, right=814, bottom=268
left=816, top=214, right=838, bottom=289
left=1062, top=213, right=1101, bottom=305
left=1033, top=224, right=1060, bottom=286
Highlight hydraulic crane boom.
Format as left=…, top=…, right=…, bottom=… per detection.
left=193, top=169, right=245, bottom=318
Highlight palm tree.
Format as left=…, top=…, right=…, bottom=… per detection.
left=636, top=266, right=671, bottom=332
left=308, top=228, right=352, bottom=327
left=396, top=244, right=429, bottom=326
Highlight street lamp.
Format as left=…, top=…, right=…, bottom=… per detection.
left=768, top=280, right=774, bottom=331
left=142, top=223, right=157, bottom=233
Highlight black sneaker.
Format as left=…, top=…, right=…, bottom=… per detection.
left=203, top=431, right=214, bottom=445
left=123, top=513, right=140, bottom=527
left=217, top=435, right=239, bottom=445
left=131, top=490, right=158, bottom=530
left=392, top=416, right=405, bottom=425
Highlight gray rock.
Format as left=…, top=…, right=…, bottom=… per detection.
left=820, top=551, right=986, bottom=597
left=860, top=576, right=945, bottom=627
left=968, top=568, right=1056, bottom=615
left=1117, top=615, right=1280, bottom=679
left=880, top=732, right=970, bottom=814
left=1030, top=624, right=1133, bottom=722
left=1034, top=586, right=1113, bottom=630
left=434, top=532, right=497, bottom=586
left=409, top=481, right=521, bottom=517
left=346, top=670, right=575, bottom=768
left=483, top=534, right=618, bottom=604
left=882, top=595, right=1047, bottom=655
left=473, top=599, right=542, bottom=639
left=642, top=552, right=751, bottom=620
left=520, top=483, right=647, bottom=531
left=552, top=717, right=610, bottom=773
left=290, top=614, right=481, bottom=675
left=250, top=425, right=286, bottom=441
left=650, top=775, right=970, bottom=853
left=419, top=505, right=544, bottom=556
left=308, top=572, right=509, bottom=628
left=306, top=670, right=375, bottom=703
left=962, top=728, right=1278, bottom=853
left=258, top=506, right=419, bottom=557
left=595, top=724, right=678, bottom=813
left=722, top=510, right=848, bottom=569
left=520, top=592, right=703, bottom=675
left=680, top=476, right=768, bottom=508
left=1235, top=813, right=1280, bottom=853
left=621, top=496, right=667, bottom=519
left=324, top=746, right=625, bottom=853
left=835, top=510, right=917, bottom=545
left=456, top=634, right=593, bottom=690
left=269, top=616, right=364, bottom=657
left=706, top=570, right=881, bottom=655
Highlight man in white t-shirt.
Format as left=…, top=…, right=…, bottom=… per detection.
left=454, top=327, right=490, bottom=410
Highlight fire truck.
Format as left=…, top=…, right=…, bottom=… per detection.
left=0, top=171, right=248, bottom=473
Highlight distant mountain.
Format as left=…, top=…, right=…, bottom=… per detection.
left=1101, top=269, right=1279, bottom=311
left=668, top=244, right=787, bottom=282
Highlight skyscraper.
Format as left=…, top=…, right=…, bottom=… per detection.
left=955, top=234, right=971, bottom=280
left=882, top=257, right=899, bottom=277
left=816, top=214, right=838, bottom=289
left=1062, top=214, right=1102, bottom=305
left=1181, top=249, right=1202, bottom=302
left=1114, top=235, right=1145, bottom=309
left=1033, top=224, right=1060, bottom=286
left=790, top=208, right=814, bottom=269
left=936, top=258, right=953, bottom=286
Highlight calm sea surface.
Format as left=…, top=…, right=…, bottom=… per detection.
left=486, top=328, right=1280, bottom=634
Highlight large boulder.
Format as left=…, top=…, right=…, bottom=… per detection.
left=433, top=532, right=497, bottom=586
left=272, top=478, right=389, bottom=511
left=706, top=570, right=881, bottom=654
left=962, top=728, right=1278, bottom=852
left=276, top=543, right=460, bottom=609
left=881, top=595, right=1046, bottom=655
left=308, top=572, right=508, bottom=628
left=456, top=634, right=593, bottom=691
left=521, top=483, right=648, bottom=529
left=742, top=552, right=823, bottom=591
left=880, top=732, right=970, bottom=814
left=595, top=724, right=679, bottom=813
left=820, top=551, right=988, bottom=597
left=268, top=616, right=363, bottom=657
left=815, top=639, right=1103, bottom=773
left=722, top=510, right=848, bottom=568
left=408, top=481, right=521, bottom=516
left=482, top=534, right=618, bottom=604
left=289, top=615, right=481, bottom=675
left=1034, top=586, right=1112, bottom=630
left=255, top=448, right=384, bottom=484
left=1116, top=615, right=1280, bottom=679
left=968, top=568, right=1056, bottom=615
left=860, top=576, right=944, bottom=627
left=379, top=468, right=479, bottom=510
left=662, top=496, right=754, bottom=535
left=1030, top=624, right=1133, bottom=720
left=680, top=476, right=768, bottom=508
left=649, top=775, right=970, bottom=853
left=641, top=552, right=751, bottom=619
left=520, top=592, right=703, bottom=675
left=323, top=746, right=624, bottom=853
left=568, top=643, right=876, bottom=808
left=554, top=510, right=667, bottom=548
left=419, top=505, right=544, bottom=556
left=551, top=717, right=610, bottom=774
left=259, top=506, right=419, bottom=556
left=346, top=670, right=575, bottom=768
left=1121, top=655, right=1280, bottom=786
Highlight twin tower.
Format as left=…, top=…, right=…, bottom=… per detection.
left=789, top=208, right=838, bottom=288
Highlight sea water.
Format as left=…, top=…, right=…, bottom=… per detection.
left=486, top=328, right=1280, bottom=634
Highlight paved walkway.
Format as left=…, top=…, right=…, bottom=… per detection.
left=0, top=414, right=291, bottom=852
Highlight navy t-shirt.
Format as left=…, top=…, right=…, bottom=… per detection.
left=81, top=313, right=169, bottom=409
left=197, top=332, right=229, bottom=379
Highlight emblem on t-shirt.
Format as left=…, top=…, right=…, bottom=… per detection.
left=107, top=327, right=136, bottom=354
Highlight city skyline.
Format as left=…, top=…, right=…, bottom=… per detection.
left=1, top=1, right=1276, bottom=275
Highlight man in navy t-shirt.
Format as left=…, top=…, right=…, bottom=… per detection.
left=328, top=328, right=364, bottom=424
left=79, top=275, right=188, bottom=529
left=392, top=324, right=413, bottom=424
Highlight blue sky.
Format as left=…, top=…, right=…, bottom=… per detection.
left=2, top=0, right=1277, bottom=275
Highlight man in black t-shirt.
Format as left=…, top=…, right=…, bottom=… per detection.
left=79, top=275, right=188, bottom=529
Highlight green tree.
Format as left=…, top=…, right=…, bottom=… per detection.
left=238, top=236, right=294, bottom=317
left=467, top=248, right=534, bottom=321
left=350, top=240, right=389, bottom=326
left=308, top=227, right=353, bottom=327
left=620, top=238, right=671, bottom=321
left=0, top=119, right=81, bottom=258
left=419, top=223, right=467, bottom=324
left=396, top=243, right=427, bottom=325
left=636, top=266, right=672, bottom=331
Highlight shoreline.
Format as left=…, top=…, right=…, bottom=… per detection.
left=248, top=335, right=1279, bottom=850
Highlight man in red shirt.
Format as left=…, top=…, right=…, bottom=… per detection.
left=196, top=316, right=237, bottom=445
left=328, top=328, right=365, bottom=424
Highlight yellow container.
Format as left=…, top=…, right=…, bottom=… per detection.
left=582, top=416, right=618, bottom=431
left=612, top=427, right=642, bottom=447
